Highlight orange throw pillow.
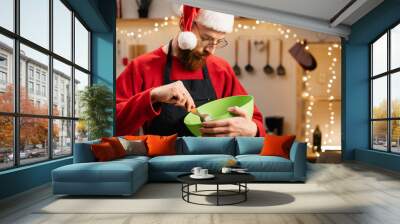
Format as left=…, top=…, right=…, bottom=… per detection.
left=146, top=134, right=177, bottom=157
left=124, top=135, right=148, bottom=141
left=91, top=142, right=118, bottom=161
left=260, top=134, right=296, bottom=159
left=101, top=137, right=126, bottom=158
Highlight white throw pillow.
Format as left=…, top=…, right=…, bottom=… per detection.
left=118, top=137, right=147, bottom=156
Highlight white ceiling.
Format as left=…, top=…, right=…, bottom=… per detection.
left=179, top=0, right=384, bottom=38
left=226, top=0, right=352, bottom=23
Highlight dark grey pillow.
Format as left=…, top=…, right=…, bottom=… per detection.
left=118, top=137, right=147, bottom=156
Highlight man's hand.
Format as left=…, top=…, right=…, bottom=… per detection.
left=150, top=81, right=195, bottom=111
left=200, top=106, right=258, bottom=137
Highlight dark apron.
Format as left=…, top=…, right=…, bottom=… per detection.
left=143, top=40, right=217, bottom=136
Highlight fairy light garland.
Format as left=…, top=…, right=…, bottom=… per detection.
left=300, top=43, right=340, bottom=150
left=117, top=16, right=179, bottom=41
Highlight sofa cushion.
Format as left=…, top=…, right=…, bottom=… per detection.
left=73, top=140, right=100, bottom=163
left=91, top=142, right=118, bottom=161
left=236, top=155, right=293, bottom=172
left=178, top=137, right=235, bottom=155
left=52, top=158, right=147, bottom=183
left=101, top=137, right=127, bottom=158
left=114, top=155, right=150, bottom=164
left=235, top=137, right=264, bottom=155
left=149, top=154, right=235, bottom=172
left=118, top=138, right=147, bottom=156
left=260, top=134, right=296, bottom=159
left=146, top=134, right=177, bottom=157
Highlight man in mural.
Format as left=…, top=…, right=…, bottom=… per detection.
left=116, top=5, right=265, bottom=137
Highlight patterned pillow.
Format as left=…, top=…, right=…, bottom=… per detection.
left=118, top=137, right=147, bottom=156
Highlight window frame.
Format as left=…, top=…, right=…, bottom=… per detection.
left=370, top=20, right=400, bottom=154
left=0, top=0, right=92, bottom=171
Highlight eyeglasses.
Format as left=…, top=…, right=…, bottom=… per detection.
left=200, top=37, right=228, bottom=49
left=193, top=22, right=228, bottom=48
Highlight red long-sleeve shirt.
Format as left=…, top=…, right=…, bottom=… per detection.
left=116, top=47, right=265, bottom=136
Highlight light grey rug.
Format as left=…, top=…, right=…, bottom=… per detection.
left=38, top=183, right=361, bottom=214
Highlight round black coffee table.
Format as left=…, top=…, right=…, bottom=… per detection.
left=177, top=173, right=255, bottom=206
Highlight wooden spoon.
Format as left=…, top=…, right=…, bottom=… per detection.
left=263, top=39, right=274, bottom=75
left=232, top=39, right=241, bottom=76
left=244, top=39, right=254, bottom=73
left=277, top=39, right=286, bottom=76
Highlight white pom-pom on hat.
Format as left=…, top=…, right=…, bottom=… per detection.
left=178, top=31, right=197, bottom=50
left=178, top=6, right=200, bottom=50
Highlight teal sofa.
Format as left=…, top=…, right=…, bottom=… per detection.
left=52, top=137, right=307, bottom=196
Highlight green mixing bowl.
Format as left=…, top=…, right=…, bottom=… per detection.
left=184, top=95, right=254, bottom=136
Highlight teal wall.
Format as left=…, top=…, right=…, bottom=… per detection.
left=91, top=0, right=116, bottom=136
left=0, top=0, right=115, bottom=200
left=0, top=158, right=72, bottom=199
left=343, top=0, right=400, bottom=171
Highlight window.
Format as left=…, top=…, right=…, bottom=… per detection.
left=75, top=18, right=89, bottom=70
left=20, top=0, right=49, bottom=49
left=0, top=54, right=7, bottom=67
left=0, top=35, right=13, bottom=113
left=35, top=70, right=41, bottom=81
left=28, top=67, right=34, bottom=80
left=0, top=0, right=91, bottom=170
left=0, top=53, right=8, bottom=88
left=42, top=85, right=46, bottom=97
left=370, top=23, right=400, bottom=154
left=74, top=69, right=89, bottom=118
left=28, top=81, right=34, bottom=94
left=0, top=0, right=14, bottom=32
left=53, top=119, right=72, bottom=158
left=53, top=59, right=72, bottom=117
left=36, top=83, right=40, bottom=95
left=0, top=71, right=6, bottom=85
left=53, top=0, right=72, bottom=60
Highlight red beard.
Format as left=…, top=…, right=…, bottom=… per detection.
left=177, top=46, right=210, bottom=71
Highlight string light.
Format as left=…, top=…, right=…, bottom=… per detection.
left=298, top=42, right=340, bottom=149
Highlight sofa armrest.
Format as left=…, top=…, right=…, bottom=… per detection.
left=73, top=140, right=100, bottom=163
left=289, top=141, right=307, bottom=181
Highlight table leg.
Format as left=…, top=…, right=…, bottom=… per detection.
left=195, top=184, right=197, bottom=192
left=217, top=184, right=219, bottom=206
left=245, top=183, right=247, bottom=201
left=187, top=184, right=190, bottom=202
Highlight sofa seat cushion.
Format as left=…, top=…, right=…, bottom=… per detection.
left=178, top=137, right=236, bottom=155
left=149, top=154, right=235, bottom=172
left=115, top=155, right=150, bottom=163
left=236, top=155, right=293, bottom=172
left=52, top=159, right=147, bottom=183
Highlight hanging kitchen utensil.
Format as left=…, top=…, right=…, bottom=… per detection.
left=232, top=39, right=241, bottom=76
left=245, top=39, right=254, bottom=73
left=263, top=39, right=274, bottom=75
left=277, top=39, right=286, bottom=76
left=289, top=40, right=317, bottom=71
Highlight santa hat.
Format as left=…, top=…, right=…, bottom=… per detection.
left=178, top=5, right=234, bottom=50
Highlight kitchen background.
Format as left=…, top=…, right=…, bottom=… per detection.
left=116, top=0, right=342, bottom=155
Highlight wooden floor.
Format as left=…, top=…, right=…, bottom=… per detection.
left=1, top=161, right=400, bottom=224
